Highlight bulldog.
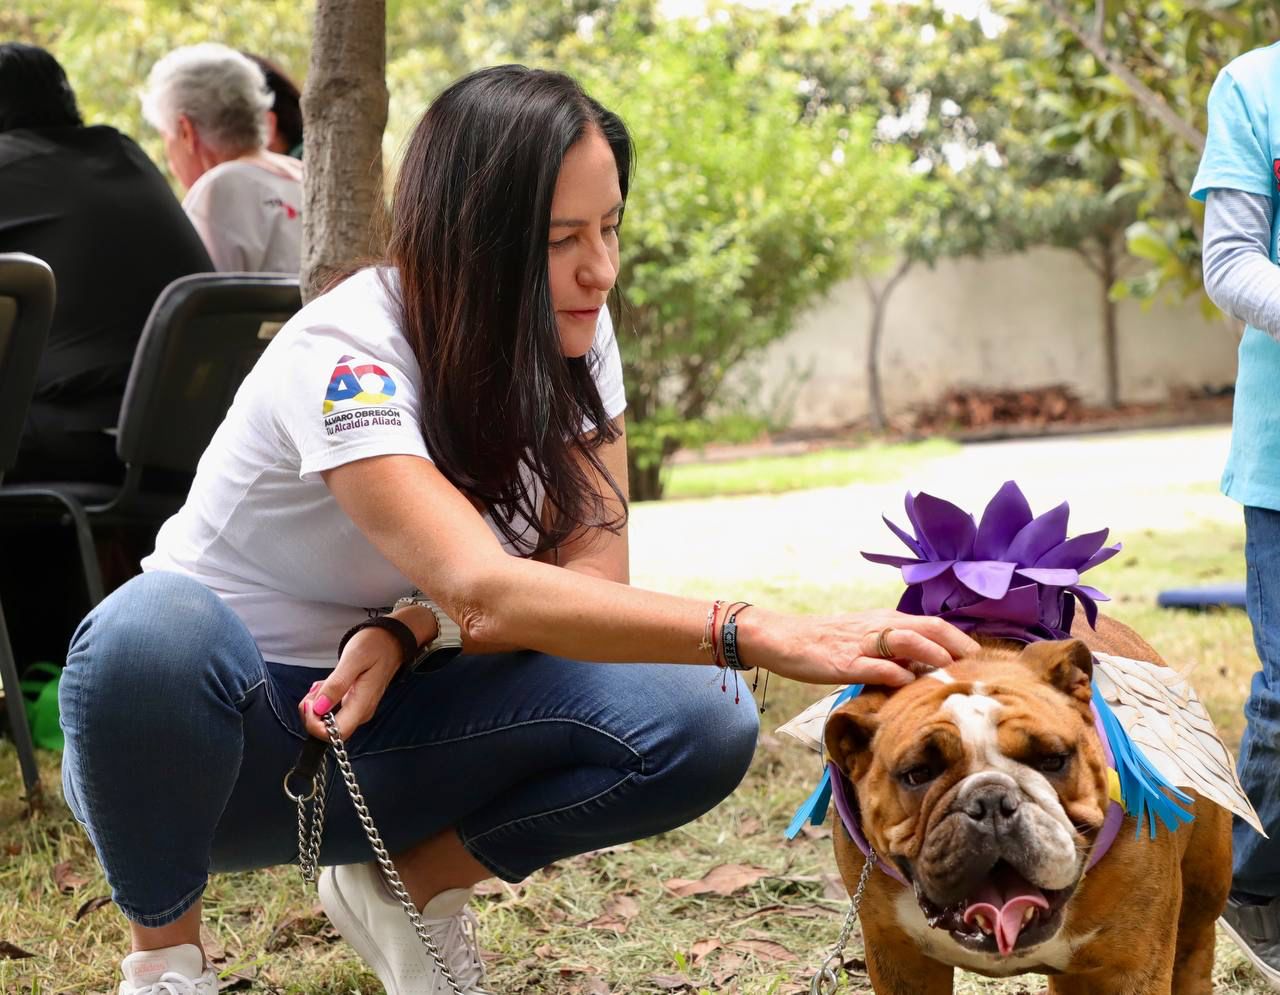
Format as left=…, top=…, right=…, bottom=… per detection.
left=824, top=618, right=1232, bottom=994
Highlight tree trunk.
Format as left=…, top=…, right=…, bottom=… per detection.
left=864, top=259, right=912, bottom=433
left=300, top=0, right=389, bottom=302
left=630, top=458, right=665, bottom=504
left=1099, top=237, right=1120, bottom=408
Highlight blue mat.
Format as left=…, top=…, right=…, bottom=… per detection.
left=1157, top=583, right=1247, bottom=610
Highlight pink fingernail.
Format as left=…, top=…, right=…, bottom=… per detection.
left=309, top=681, right=321, bottom=695
left=312, top=695, right=332, bottom=716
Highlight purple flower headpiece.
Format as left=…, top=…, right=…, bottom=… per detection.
left=863, top=480, right=1121, bottom=642
left=788, top=480, right=1193, bottom=844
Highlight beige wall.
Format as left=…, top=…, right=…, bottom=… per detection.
left=748, top=246, right=1240, bottom=429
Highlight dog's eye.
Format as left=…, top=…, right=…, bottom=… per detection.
left=1034, top=753, right=1071, bottom=774
left=898, top=764, right=937, bottom=788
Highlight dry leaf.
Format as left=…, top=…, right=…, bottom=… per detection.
left=690, top=938, right=722, bottom=964
left=730, top=903, right=833, bottom=926
left=821, top=873, right=847, bottom=900
left=0, top=941, right=35, bottom=960
left=52, top=861, right=88, bottom=894
left=799, top=825, right=832, bottom=841
left=729, top=938, right=796, bottom=962
left=646, top=973, right=692, bottom=991
left=713, top=952, right=746, bottom=987
left=664, top=863, right=772, bottom=897
left=266, top=913, right=328, bottom=952
left=199, top=925, right=227, bottom=963
left=534, top=943, right=556, bottom=959
left=738, top=816, right=763, bottom=837
left=587, top=894, right=640, bottom=933
left=74, top=896, right=113, bottom=921
left=585, top=978, right=611, bottom=995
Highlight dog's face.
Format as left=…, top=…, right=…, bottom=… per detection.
left=824, top=639, right=1110, bottom=958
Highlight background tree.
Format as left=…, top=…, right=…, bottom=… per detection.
left=575, top=18, right=922, bottom=496
left=761, top=3, right=1051, bottom=426
left=1003, top=0, right=1280, bottom=304
left=301, top=0, right=388, bottom=300
left=2, top=0, right=311, bottom=175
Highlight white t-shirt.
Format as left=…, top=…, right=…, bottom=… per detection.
left=143, top=267, right=627, bottom=667
left=183, top=155, right=303, bottom=273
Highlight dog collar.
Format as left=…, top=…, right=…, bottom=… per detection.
left=824, top=700, right=1126, bottom=887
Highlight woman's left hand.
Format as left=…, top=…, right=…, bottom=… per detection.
left=298, top=627, right=403, bottom=741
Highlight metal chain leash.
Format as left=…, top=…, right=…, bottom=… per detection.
left=808, top=848, right=876, bottom=995
left=285, top=712, right=466, bottom=995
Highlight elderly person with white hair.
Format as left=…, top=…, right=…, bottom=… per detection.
left=141, top=43, right=303, bottom=273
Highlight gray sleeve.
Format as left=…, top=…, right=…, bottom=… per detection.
left=1202, top=188, right=1280, bottom=340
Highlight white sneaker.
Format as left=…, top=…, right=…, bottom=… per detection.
left=319, top=862, right=491, bottom=994
left=119, top=944, right=218, bottom=995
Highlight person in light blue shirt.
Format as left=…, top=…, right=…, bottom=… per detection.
left=1194, top=40, right=1280, bottom=989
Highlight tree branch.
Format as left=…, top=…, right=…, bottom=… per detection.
left=1043, top=0, right=1206, bottom=153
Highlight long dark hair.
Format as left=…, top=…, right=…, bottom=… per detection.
left=243, top=52, right=303, bottom=152
left=388, top=65, right=631, bottom=553
left=0, top=43, right=83, bottom=132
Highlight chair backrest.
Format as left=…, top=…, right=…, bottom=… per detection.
left=116, top=272, right=302, bottom=476
left=0, top=254, right=55, bottom=481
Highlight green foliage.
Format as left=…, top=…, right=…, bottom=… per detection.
left=3, top=0, right=313, bottom=184
left=997, top=0, right=1280, bottom=304
left=570, top=18, right=920, bottom=495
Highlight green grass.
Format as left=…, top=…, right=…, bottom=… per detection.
left=0, top=518, right=1268, bottom=994
left=659, top=439, right=959, bottom=501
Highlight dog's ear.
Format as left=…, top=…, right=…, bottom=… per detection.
left=1019, top=639, right=1093, bottom=702
left=824, top=690, right=887, bottom=782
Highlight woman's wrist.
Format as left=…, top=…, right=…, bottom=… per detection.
left=388, top=604, right=441, bottom=650
left=730, top=606, right=785, bottom=673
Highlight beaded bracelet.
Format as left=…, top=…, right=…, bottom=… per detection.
left=720, top=602, right=754, bottom=672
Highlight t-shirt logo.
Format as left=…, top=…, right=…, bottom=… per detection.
left=323, top=354, right=397, bottom=414
left=1273, top=159, right=1280, bottom=191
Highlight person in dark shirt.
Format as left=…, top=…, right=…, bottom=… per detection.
left=0, top=43, right=213, bottom=484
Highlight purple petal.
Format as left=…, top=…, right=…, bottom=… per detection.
left=1006, top=501, right=1071, bottom=566
left=897, top=585, right=924, bottom=615
left=953, top=560, right=1017, bottom=599
left=1059, top=595, right=1076, bottom=635
left=974, top=480, right=1034, bottom=559
left=1071, top=584, right=1111, bottom=604
left=913, top=493, right=977, bottom=560
left=1015, top=567, right=1081, bottom=586
left=903, top=494, right=937, bottom=559
left=882, top=515, right=926, bottom=558
left=1081, top=543, right=1123, bottom=572
left=862, top=551, right=922, bottom=568
left=1037, top=528, right=1110, bottom=569
left=921, top=576, right=961, bottom=615
left=902, top=559, right=955, bottom=584
left=1069, top=587, right=1100, bottom=628
left=957, top=584, right=1043, bottom=625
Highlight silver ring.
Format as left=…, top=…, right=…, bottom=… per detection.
left=876, top=627, right=894, bottom=660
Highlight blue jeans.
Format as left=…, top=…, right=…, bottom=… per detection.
left=1235, top=506, right=1280, bottom=894
left=59, top=572, right=759, bottom=927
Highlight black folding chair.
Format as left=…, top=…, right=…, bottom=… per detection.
left=48, top=272, right=303, bottom=529
left=0, top=253, right=57, bottom=800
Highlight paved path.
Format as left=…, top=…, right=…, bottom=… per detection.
left=630, top=426, right=1239, bottom=591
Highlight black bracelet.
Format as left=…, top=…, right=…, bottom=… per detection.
left=338, top=615, right=418, bottom=674
left=720, top=602, right=754, bottom=672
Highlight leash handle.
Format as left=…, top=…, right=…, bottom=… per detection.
left=284, top=710, right=467, bottom=995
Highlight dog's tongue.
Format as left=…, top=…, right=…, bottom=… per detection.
left=960, top=864, right=1050, bottom=956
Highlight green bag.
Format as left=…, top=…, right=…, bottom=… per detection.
left=20, top=661, right=64, bottom=752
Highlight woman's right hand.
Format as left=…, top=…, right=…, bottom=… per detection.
left=734, top=607, right=981, bottom=687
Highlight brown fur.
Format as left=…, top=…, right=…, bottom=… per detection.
left=825, top=615, right=1232, bottom=994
